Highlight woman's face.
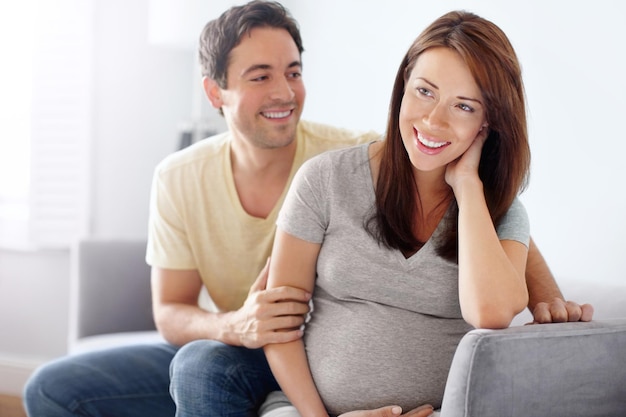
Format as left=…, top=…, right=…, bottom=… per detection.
left=399, top=47, right=487, bottom=175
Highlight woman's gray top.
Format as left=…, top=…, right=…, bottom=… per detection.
left=277, top=143, right=530, bottom=413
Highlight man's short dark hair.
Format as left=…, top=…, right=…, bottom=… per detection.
left=198, top=0, right=304, bottom=88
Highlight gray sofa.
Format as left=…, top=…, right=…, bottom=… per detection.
left=68, top=239, right=163, bottom=353
left=70, top=238, right=626, bottom=416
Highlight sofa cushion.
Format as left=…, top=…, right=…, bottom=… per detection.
left=70, top=331, right=166, bottom=355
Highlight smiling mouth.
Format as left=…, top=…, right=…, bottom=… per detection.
left=417, top=131, right=450, bottom=149
left=262, top=110, right=292, bottom=119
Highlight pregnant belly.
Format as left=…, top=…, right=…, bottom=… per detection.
left=303, top=297, right=470, bottom=414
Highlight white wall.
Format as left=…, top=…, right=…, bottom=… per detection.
left=1, top=0, right=625, bottom=393
left=90, top=0, right=196, bottom=238
left=0, top=249, right=70, bottom=394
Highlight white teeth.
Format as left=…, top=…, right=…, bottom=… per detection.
left=263, top=110, right=291, bottom=119
left=417, top=132, right=448, bottom=148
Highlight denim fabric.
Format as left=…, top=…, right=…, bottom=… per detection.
left=170, top=340, right=280, bottom=417
left=24, top=340, right=278, bottom=417
left=23, top=343, right=178, bottom=417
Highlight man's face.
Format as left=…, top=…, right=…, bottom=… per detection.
left=217, top=27, right=306, bottom=149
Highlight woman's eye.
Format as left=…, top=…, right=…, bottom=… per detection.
left=417, top=87, right=432, bottom=97
left=458, top=103, right=474, bottom=112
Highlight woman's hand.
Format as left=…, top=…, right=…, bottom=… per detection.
left=339, top=404, right=434, bottom=417
left=445, top=127, right=488, bottom=193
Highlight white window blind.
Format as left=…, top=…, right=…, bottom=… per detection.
left=0, top=1, right=33, bottom=249
left=0, top=0, right=93, bottom=250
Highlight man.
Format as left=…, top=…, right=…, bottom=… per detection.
left=23, top=2, right=592, bottom=417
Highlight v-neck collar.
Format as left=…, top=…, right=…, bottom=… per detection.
left=360, top=143, right=452, bottom=265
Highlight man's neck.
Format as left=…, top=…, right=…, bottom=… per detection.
left=230, top=137, right=298, bottom=219
left=230, top=136, right=297, bottom=178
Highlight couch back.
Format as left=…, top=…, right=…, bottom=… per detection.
left=69, top=239, right=156, bottom=345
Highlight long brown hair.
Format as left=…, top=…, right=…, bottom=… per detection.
left=368, top=10, right=530, bottom=261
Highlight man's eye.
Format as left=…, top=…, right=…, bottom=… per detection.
left=288, top=72, right=302, bottom=79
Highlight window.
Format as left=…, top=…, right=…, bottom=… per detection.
left=0, top=0, right=92, bottom=250
left=0, top=1, right=33, bottom=249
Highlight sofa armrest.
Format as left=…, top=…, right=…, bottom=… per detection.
left=68, top=239, right=156, bottom=349
left=440, top=319, right=626, bottom=416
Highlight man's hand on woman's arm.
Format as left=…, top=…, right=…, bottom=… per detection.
left=151, top=258, right=311, bottom=347
left=228, top=257, right=312, bottom=348
left=525, top=237, right=594, bottom=324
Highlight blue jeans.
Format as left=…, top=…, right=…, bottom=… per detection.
left=24, top=343, right=178, bottom=417
left=24, top=341, right=278, bottom=417
left=170, top=340, right=280, bottom=417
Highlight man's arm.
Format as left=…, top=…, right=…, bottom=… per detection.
left=526, top=237, right=594, bottom=323
left=151, top=261, right=311, bottom=347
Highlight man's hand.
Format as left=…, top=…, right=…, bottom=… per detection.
left=531, top=297, right=594, bottom=324
left=339, top=404, right=434, bottom=417
left=229, top=258, right=311, bottom=348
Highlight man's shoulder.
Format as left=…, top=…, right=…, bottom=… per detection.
left=298, top=120, right=380, bottom=151
left=155, top=131, right=230, bottom=175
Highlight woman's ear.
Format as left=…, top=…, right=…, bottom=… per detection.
left=478, top=124, right=490, bottom=141
left=203, top=76, right=223, bottom=109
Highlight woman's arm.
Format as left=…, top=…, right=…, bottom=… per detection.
left=264, top=230, right=329, bottom=417
left=455, top=179, right=529, bottom=329
left=447, top=136, right=528, bottom=329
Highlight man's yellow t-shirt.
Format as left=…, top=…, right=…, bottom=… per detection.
left=146, top=120, right=379, bottom=312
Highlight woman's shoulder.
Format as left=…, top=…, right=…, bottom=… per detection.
left=497, top=197, right=530, bottom=246
left=302, top=142, right=371, bottom=171
left=506, top=197, right=528, bottom=219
